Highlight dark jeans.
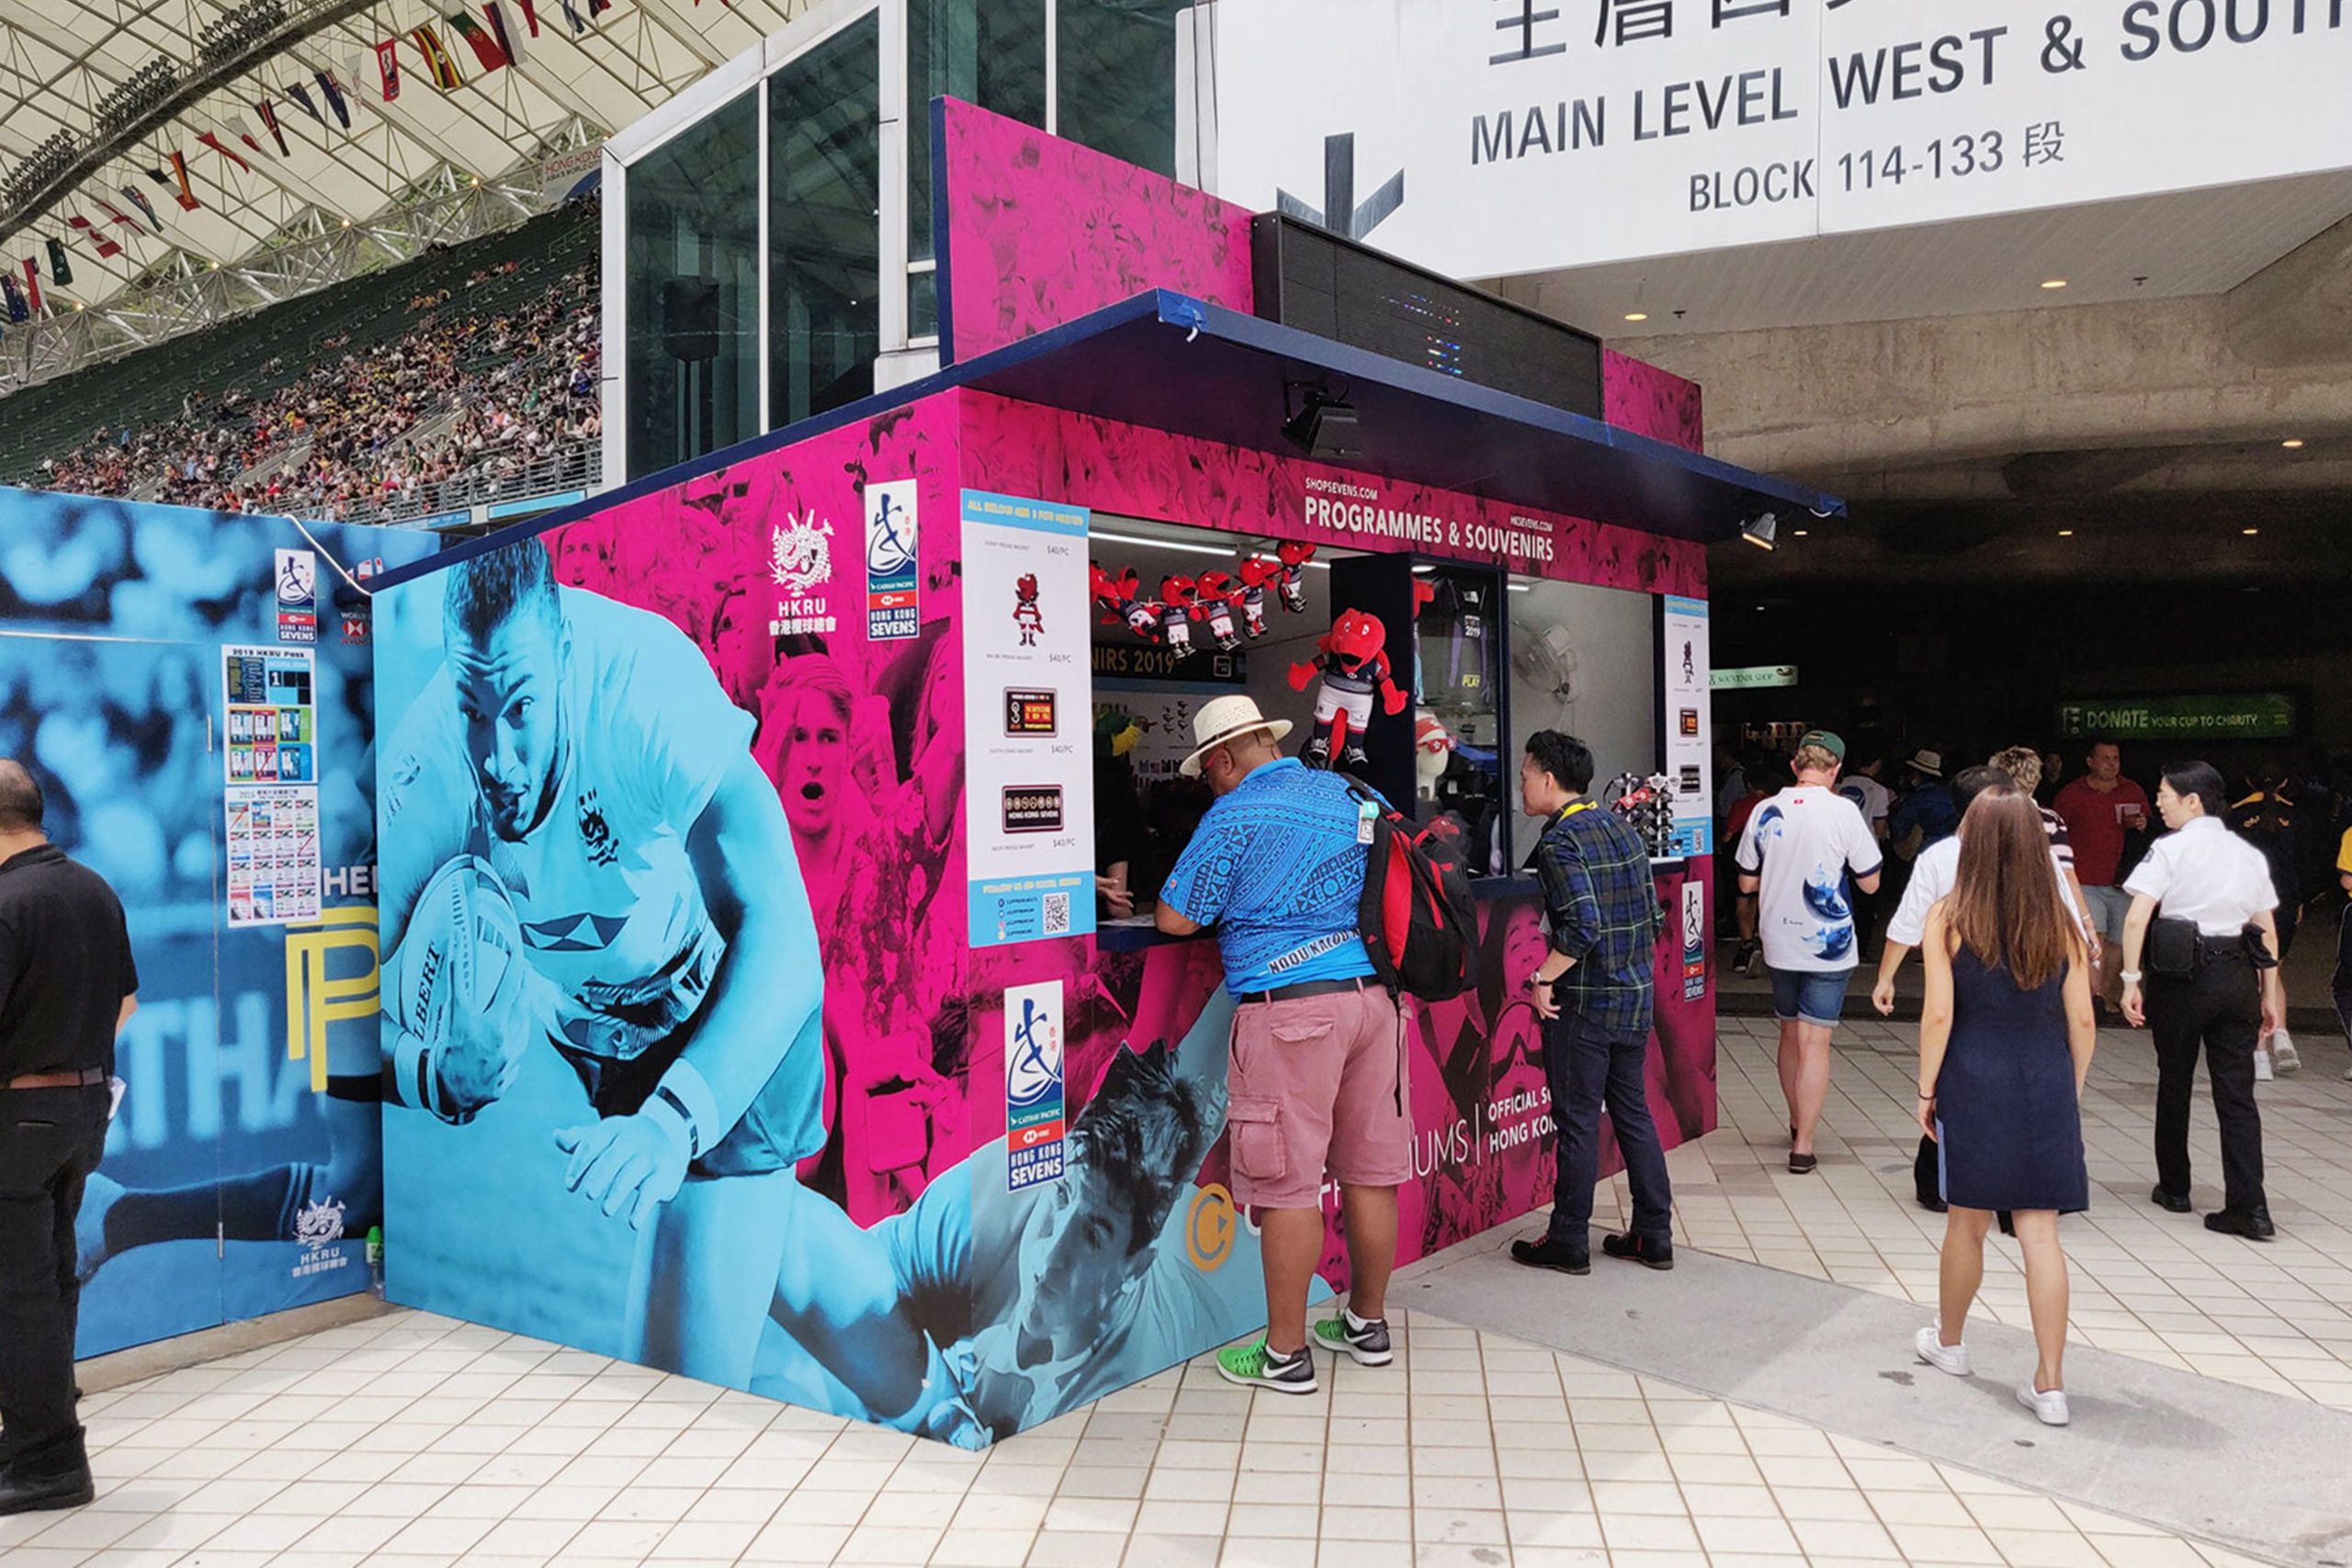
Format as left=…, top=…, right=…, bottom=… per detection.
left=0, top=1083, right=107, bottom=1479
left=1544, top=1010, right=1673, bottom=1246
left=2334, top=904, right=2352, bottom=1049
left=2147, top=961, right=2265, bottom=1213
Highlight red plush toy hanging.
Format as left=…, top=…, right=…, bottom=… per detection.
left=1192, top=570, right=1244, bottom=650
left=1289, top=607, right=1407, bottom=770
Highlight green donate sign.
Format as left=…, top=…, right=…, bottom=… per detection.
left=2055, top=694, right=2296, bottom=742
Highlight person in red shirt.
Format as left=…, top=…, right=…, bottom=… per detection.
left=2052, top=741, right=2151, bottom=1006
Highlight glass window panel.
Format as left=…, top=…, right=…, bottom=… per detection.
left=1504, top=575, right=1661, bottom=870
left=1056, top=0, right=1184, bottom=178
left=909, top=269, right=939, bottom=341
left=909, top=0, right=1046, bottom=264
left=624, top=88, right=761, bottom=483
left=769, top=12, right=882, bottom=429
left=1411, top=565, right=1506, bottom=877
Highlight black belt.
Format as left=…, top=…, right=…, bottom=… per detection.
left=5, top=1067, right=106, bottom=1091
left=1238, top=976, right=1374, bottom=1006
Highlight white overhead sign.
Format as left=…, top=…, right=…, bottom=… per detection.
left=1209, top=0, right=2352, bottom=278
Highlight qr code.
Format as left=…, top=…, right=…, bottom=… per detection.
left=1042, top=892, right=1070, bottom=936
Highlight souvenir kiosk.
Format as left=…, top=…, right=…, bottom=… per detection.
left=368, top=101, right=1840, bottom=1448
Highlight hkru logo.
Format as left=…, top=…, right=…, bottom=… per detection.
left=1006, top=997, right=1060, bottom=1111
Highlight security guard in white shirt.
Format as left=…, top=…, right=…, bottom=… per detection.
left=2120, top=761, right=2284, bottom=1240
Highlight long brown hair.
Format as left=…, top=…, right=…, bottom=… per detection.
left=1947, top=789, right=2080, bottom=991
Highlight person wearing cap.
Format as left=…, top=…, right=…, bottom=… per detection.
left=1153, top=696, right=1407, bottom=1396
left=0, top=759, right=139, bottom=1515
left=1736, top=731, right=1883, bottom=1174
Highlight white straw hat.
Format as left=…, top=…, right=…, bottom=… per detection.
left=1179, top=694, right=1294, bottom=778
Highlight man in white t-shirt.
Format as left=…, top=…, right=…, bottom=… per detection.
left=1736, top=730, right=1883, bottom=1174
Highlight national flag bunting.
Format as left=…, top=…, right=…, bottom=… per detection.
left=377, top=39, right=402, bottom=99
left=67, top=215, right=123, bottom=259
left=1, top=274, right=27, bottom=324
left=483, top=1, right=527, bottom=68
left=286, top=79, right=323, bottom=122
left=316, top=69, right=352, bottom=128
left=122, top=186, right=164, bottom=232
left=46, top=238, right=72, bottom=287
left=557, top=0, right=586, bottom=31
left=410, top=26, right=466, bottom=90
left=446, top=11, right=508, bottom=72
left=20, top=258, right=42, bottom=315
left=164, top=151, right=202, bottom=209
left=197, top=130, right=253, bottom=174
left=514, top=0, right=540, bottom=35
left=589, top=0, right=612, bottom=18
left=224, top=111, right=272, bottom=161
left=257, top=99, right=289, bottom=156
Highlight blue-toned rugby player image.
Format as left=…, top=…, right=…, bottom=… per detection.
left=752, top=992, right=1317, bottom=1444
left=377, top=536, right=892, bottom=1390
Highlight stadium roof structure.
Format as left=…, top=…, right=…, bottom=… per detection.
left=0, top=0, right=826, bottom=388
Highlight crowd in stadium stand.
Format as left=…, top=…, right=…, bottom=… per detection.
left=27, top=259, right=599, bottom=522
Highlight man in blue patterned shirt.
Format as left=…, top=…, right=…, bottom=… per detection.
left=1512, top=730, right=1674, bottom=1276
left=1156, top=696, right=1408, bottom=1396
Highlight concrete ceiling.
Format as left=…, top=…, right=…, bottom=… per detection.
left=1491, top=170, right=2352, bottom=342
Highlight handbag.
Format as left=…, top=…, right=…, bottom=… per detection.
left=2146, top=916, right=2199, bottom=980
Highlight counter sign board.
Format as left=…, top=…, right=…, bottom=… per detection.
left=1004, top=981, right=1067, bottom=1191
left=1660, top=597, right=1713, bottom=857
left=962, top=491, right=1097, bottom=946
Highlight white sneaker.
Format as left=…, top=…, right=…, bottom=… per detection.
left=1915, top=1325, right=1970, bottom=1377
left=2269, top=1030, right=2301, bottom=1075
left=2254, top=1050, right=2275, bottom=1082
left=2017, top=1381, right=2071, bottom=1426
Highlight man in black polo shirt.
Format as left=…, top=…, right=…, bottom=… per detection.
left=0, top=760, right=139, bottom=1514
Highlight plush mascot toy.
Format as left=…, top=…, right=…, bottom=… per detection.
left=1012, top=572, right=1044, bottom=648
left=1159, top=575, right=1200, bottom=660
left=1235, top=556, right=1278, bottom=638
left=1289, top=607, right=1408, bottom=769
left=1192, top=570, right=1244, bottom=651
left=1091, top=562, right=1163, bottom=643
left=1274, top=540, right=1317, bottom=614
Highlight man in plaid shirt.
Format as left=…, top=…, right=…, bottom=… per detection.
left=1512, top=730, right=1675, bottom=1275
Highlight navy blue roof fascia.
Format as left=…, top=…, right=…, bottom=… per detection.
left=371, top=288, right=1839, bottom=591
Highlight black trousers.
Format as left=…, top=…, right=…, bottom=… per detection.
left=2146, top=961, right=2266, bottom=1213
left=1544, top=1010, right=1673, bottom=1245
left=2334, top=903, right=2352, bottom=1049
left=0, top=1083, right=108, bottom=1480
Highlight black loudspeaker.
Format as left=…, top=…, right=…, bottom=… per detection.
left=661, top=277, right=721, bottom=363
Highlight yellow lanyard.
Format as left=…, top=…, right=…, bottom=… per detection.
left=1555, top=800, right=1596, bottom=822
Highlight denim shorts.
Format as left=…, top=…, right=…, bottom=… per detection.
left=1770, top=966, right=1852, bottom=1028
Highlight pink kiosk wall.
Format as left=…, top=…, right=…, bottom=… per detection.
left=376, top=99, right=1720, bottom=1448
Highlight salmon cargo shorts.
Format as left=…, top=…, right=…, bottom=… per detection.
left=1225, top=979, right=1411, bottom=1211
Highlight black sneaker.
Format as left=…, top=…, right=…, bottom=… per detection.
left=1601, top=1233, right=1674, bottom=1270
left=1312, top=1311, right=1394, bottom=1367
left=1216, top=1340, right=1318, bottom=1394
left=0, top=1467, right=95, bottom=1516
left=2150, top=1185, right=2192, bottom=1213
left=1510, top=1235, right=1590, bottom=1274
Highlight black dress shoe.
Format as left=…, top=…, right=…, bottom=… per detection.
left=1788, top=1153, right=1818, bottom=1175
left=1600, top=1233, right=1674, bottom=1270
left=2150, top=1185, right=2192, bottom=1213
left=1917, top=1194, right=1949, bottom=1213
left=2204, top=1206, right=2277, bottom=1241
left=1510, top=1235, right=1590, bottom=1274
left=0, top=1467, right=96, bottom=1515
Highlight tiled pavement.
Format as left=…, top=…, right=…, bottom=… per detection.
left=15, top=1018, right=2348, bottom=1568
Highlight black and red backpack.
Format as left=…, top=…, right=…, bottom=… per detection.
left=1343, top=779, right=1480, bottom=1001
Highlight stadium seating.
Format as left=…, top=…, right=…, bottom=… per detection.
left=2, top=197, right=600, bottom=525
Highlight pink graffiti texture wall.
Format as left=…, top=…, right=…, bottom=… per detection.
left=936, top=99, right=1255, bottom=365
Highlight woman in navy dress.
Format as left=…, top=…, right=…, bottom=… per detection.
left=1913, top=789, right=2098, bottom=1427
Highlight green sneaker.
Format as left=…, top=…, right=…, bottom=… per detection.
left=1312, top=1311, right=1394, bottom=1367
left=1215, top=1339, right=1317, bottom=1394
